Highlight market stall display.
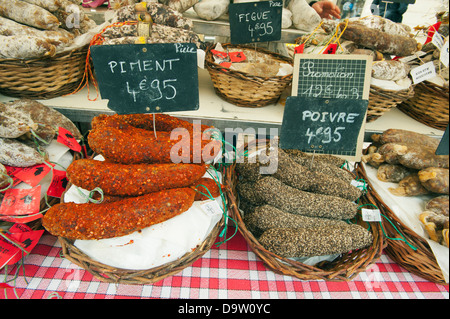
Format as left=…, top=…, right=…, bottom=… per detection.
left=224, top=139, right=384, bottom=281
left=41, top=113, right=228, bottom=284
left=397, top=18, right=449, bottom=131
left=359, top=128, right=449, bottom=284
left=296, top=15, right=418, bottom=122
left=1, top=0, right=449, bottom=297
left=0, top=0, right=99, bottom=99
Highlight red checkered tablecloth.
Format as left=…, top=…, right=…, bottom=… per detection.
left=1, top=230, right=448, bottom=300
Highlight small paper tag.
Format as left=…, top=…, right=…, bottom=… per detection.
left=425, top=22, right=441, bottom=44
left=323, top=43, right=337, bottom=54
left=351, top=180, right=365, bottom=188
left=398, top=51, right=426, bottom=63
left=219, top=61, right=232, bottom=69
left=228, top=51, right=246, bottom=62
left=432, top=32, right=445, bottom=50
left=440, top=40, right=449, bottom=67
left=0, top=237, right=18, bottom=269
left=2, top=166, right=22, bottom=188
left=410, top=61, right=436, bottom=84
left=361, top=208, right=382, bottom=222
left=0, top=186, right=41, bottom=217
left=0, top=225, right=44, bottom=267
left=13, top=163, right=52, bottom=187
left=200, top=199, right=223, bottom=217
left=57, top=127, right=82, bottom=152
left=295, top=44, right=304, bottom=54
left=47, top=170, right=69, bottom=198
left=211, top=49, right=228, bottom=59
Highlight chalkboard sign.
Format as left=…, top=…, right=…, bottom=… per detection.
left=229, top=0, right=282, bottom=44
left=292, top=54, right=372, bottom=100
left=90, top=43, right=199, bottom=114
left=279, top=97, right=368, bottom=160
left=436, top=125, right=449, bottom=155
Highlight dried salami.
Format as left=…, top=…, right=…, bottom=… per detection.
left=159, top=0, right=199, bottom=13
left=5, top=99, right=82, bottom=141
left=0, top=137, right=46, bottom=167
left=0, top=34, right=56, bottom=59
left=322, top=20, right=419, bottom=57
left=115, top=2, right=194, bottom=30
left=0, top=16, right=73, bottom=50
left=21, top=0, right=62, bottom=12
left=0, top=0, right=60, bottom=30
left=102, top=23, right=201, bottom=47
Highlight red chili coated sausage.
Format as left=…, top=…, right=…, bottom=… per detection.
left=42, top=187, right=196, bottom=240
left=66, top=158, right=207, bottom=196
left=88, top=115, right=220, bottom=164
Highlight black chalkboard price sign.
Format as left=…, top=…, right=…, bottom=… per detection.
left=90, top=43, right=199, bottom=114
left=436, top=125, right=449, bottom=155
left=229, top=0, right=282, bottom=44
left=279, top=97, right=368, bottom=158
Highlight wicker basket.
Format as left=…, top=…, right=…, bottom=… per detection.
left=355, top=159, right=448, bottom=285
left=0, top=45, right=88, bottom=100
left=397, top=81, right=449, bottom=131
left=205, top=44, right=294, bottom=108
left=59, top=217, right=223, bottom=285
left=367, top=85, right=415, bottom=122
left=223, top=147, right=385, bottom=281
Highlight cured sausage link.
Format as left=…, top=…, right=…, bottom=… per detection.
left=88, top=115, right=220, bottom=164
left=66, top=158, right=207, bottom=196
left=42, top=188, right=196, bottom=240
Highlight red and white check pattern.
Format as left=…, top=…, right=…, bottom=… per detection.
left=1, top=231, right=448, bottom=299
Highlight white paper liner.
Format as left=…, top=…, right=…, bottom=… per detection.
left=362, top=162, right=449, bottom=283
left=66, top=163, right=223, bottom=270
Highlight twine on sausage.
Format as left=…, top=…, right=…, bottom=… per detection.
left=204, top=127, right=249, bottom=170
left=75, top=186, right=105, bottom=204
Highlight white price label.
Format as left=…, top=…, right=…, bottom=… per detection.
left=361, top=208, right=382, bottom=222
left=410, top=61, right=436, bottom=84
left=351, top=180, right=365, bottom=189
left=200, top=199, right=223, bottom=217
left=440, top=40, right=449, bottom=68
left=432, top=31, right=445, bottom=50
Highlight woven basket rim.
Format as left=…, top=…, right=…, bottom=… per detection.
left=396, top=81, right=449, bottom=131
left=58, top=213, right=224, bottom=285
left=356, top=149, right=447, bottom=285
left=205, top=43, right=294, bottom=82
left=420, top=80, right=450, bottom=95
left=224, top=141, right=385, bottom=281
left=0, top=44, right=89, bottom=99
